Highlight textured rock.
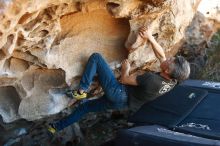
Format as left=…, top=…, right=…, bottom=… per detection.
left=178, top=12, right=219, bottom=78
left=0, top=0, right=201, bottom=122
left=18, top=68, right=70, bottom=120
left=123, top=0, right=201, bottom=71
left=0, top=86, right=21, bottom=123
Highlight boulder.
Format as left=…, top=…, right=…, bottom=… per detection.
left=0, top=0, right=202, bottom=122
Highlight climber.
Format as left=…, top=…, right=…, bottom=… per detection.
left=47, top=26, right=190, bottom=134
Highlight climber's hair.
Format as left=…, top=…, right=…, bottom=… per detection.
left=169, top=56, right=190, bottom=81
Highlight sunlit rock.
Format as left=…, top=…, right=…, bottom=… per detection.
left=0, top=0, right=202, bottom=122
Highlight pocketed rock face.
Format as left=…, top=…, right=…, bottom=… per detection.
left=0, top=0, right=200, bottom=122
left=107, top=0, right=201, bottom=71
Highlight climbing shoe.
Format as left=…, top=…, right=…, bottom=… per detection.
left=65, top=90, right=87, bottom=100
left=47, top=123, right=57, bottom=135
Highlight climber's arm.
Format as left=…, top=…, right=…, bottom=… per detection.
left=120, top=59, right=138, bottom=86
left=138, top=27, right=167, bottom=63
left=125, top=31, right=146, bottom=53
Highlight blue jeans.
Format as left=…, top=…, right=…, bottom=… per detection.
left=54, top=53, right=128, bottom=131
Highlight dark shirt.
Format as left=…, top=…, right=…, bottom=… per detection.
left=127, top=72, right=177, bottom=103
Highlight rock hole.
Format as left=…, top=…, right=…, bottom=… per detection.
left=1, top=34, right=14, bottom=54
left=152, top=33, right=159, bottom=39
left=23, top=18, right=38, bottom=31
left=75, top=2, right=82, bottom=11
left=63, top=3, right=68, bottom=7
left=16, top=32, right=25, bottom=46
left=18, top=12, right=35, bottom=24
left=38, top=30, right=49, bottom=37
left=107, top=2, right=120, bottom=9
left=0, top=31, right=2, bottom=37
left=43, top=7, right=54, bottom=20
left=106, top=2, right=120, bottom=15
left=47, top=4, right=59, bottom=14
left=7, top=34, right=14, bottom=44
left=0, top=50, right=6, bottom=60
